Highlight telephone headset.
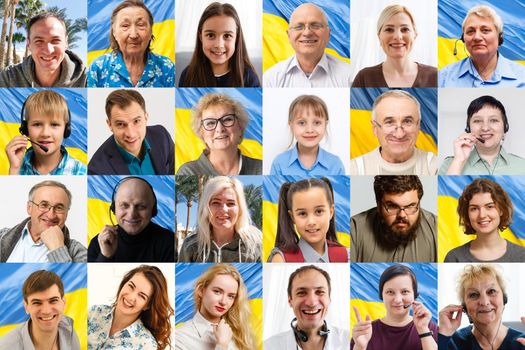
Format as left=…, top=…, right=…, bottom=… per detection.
left=19, top=99, right=72, bottom=138
left=290, top=318, right=330, bottom=343
left=465, top=110, right=509, bottom=134
left=461, top=293, right=508, bottom=324
left=109, top=177, right=158, bottom=222
left=453, top=31, right=504, bottom=55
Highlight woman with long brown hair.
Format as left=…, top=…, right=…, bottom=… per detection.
left=88, top=265, right=173, bottom=349
left=175, top=263, right=256, bottom=350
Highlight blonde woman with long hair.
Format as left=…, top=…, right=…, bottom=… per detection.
left=178, top=176, right=261, bottom=262
left=175, top=263, right=256, bottom=350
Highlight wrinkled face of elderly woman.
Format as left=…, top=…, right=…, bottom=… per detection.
left=463, top=14, right=499, bottom=61
left=462, top=274, right=505, bottom=326
left=199, top=104, right=243, bottom=153
left=112, top=6, right=152, bottom=57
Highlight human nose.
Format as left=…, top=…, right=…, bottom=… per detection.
left=397, top=207, right=408, bottom=218
left=129, top=24, right=139, bottom=38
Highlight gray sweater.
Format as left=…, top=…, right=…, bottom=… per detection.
left=178, top=232, right=261, bottom=262
left=0, top=50, right=86, bottom=87
left=0, top=217, right=87, bottom=262
left=444, top=239, right=525, bottom=262
left=177, top=152, right=262, bottom=175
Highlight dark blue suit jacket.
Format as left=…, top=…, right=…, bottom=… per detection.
left=88, top=125, right=174, bottom=175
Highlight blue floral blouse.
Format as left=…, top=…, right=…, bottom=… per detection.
left=88, top=51, right=175, bottom=87
left=88, top=305, right=157, bottom=350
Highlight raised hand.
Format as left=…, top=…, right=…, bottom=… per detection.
left=352, top=306, right=372, bottom=350
left=438, top=305, right=463, bottom=337
left=40, top=226, right=65, bottom=251
left=412, top=301, right=432, bottom=333
left=98, top=225, right=118, bottom=258
left=5, top=136, right=28, bottom=174
left=213, top=318, right=233, bottom=350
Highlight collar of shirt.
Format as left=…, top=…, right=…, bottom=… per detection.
left=102, top=306, right=146, bottom=338
left=298, top=238, right=329, bottom=263
left=115, top=138, right=150, bottom=163
left=468, top=147, right=510, bottom=167
left=111, top=51, right=154, bottom=86
left=7, top=222, right=49, bottom=262
left=21, top=224, right=44, bottom=247
left=192, top=311, right=217, bottom=337
left=20, top=146, right=69, bottom=175
left=287, top=54, right=328, bottom=76
left=286, top=145, right=329, bottom=170
left=459, top=53, right=518, bottom=83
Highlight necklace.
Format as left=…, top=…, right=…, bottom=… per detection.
left=474, top=320, right=502, bottom=350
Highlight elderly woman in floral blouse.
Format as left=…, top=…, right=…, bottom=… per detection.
left=88, top=0, right=174, bottom=87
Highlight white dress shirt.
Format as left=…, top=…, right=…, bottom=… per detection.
left=175, top=312, right=238, bottom=350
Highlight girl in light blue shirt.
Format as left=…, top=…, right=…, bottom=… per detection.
left=270, top=95, right=345, bottom=176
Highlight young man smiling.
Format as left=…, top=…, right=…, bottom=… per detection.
left=0, top=270, right=80, bottom=350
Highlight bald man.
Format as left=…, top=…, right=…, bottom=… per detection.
left=87, top=177, right=175, bottom=262
left=264, top=3, right=350, bottom=87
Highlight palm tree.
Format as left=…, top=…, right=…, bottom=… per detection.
left=244, top=184, right=262, bottom=229
left=0, top=0, right=12, bottom=68
left=175, top=176, right=199, bottom=240
left=5, top=0, right=20, bottom=66
left=14, top=0, right=45, bottom=58
left=11, top=30, right=23, bottom=63
left=46, top=6, right=87, bottom=50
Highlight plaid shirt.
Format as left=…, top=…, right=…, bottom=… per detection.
left=19, top=146, right=87, bottom=175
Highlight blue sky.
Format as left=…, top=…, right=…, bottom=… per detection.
left=5, top=0, right=87, bottom=61
left=176, top=176, right=263, bottom=231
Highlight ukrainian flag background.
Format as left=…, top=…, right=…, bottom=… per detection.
left=175, top=88, right=262, bottom=172
left=0, top=263, right=87, bottom=350
left=438, top=175, right=525, bottom=262
left=87, top=175, right=175, bottom=244
left=438, top=0, right=525, bottom=69
left=87, top=0, right=175, bottom=65
left=175, top=263, right=263, bottom=349
left=350, top=263, right=437, bottom=337
left=0, top=88, right=88, bottom=175
left=262, top=0, right=350, bottom=73
left=350, top=88, right=437, bottom=159
left=263, top=175, right=350, bottom=261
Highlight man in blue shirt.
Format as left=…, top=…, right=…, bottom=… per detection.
left=88, top=89, right=174, bottom=175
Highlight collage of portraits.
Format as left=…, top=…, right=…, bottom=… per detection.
left=0, top=0, right=524, bottom=349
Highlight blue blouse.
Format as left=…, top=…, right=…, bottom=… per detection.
left=88, top=51, right=175, bottom=87
left=270, top=145, right=345, bottom=176
left=88, top=305, right=157, bottom=350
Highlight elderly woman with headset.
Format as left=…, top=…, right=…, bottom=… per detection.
left=439, top=95, right=525, bottom=175
left=438, top=264, right=525, bottom=349
left=351, top=264, right=438, bottom=350
left=178, top=176, right=261, bottom=262
left=439, top=5, right=525, bottom=87
left=352, top=4, right=437, bottom=88
left=88, top=0, right=175, bottom=87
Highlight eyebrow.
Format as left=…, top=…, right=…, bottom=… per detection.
left=129, top=281, right=150, bottom=300
left=203, top=29, right=235, bottom=34
left=30, top=296, right=60, bottom=303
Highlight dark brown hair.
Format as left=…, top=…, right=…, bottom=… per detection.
left=115, top=265, right=173, bottom=350
left=105, top=89, right=146, bottom=119
left=275, top=178, right=339, bottom=253
left=378, top=264, right=418, bottom=300
left=109, top=0, right=154, bottom=60
left=287, top=265, right=331, bottom=298
left=180, top=2, right=257, bottom=87
left=28, top=12, right=67, bottom=40
left=373, top=175, right=424, bottom=203
left=23, top=270, right=64, bottom=302
left=457, top=178, right=512, bottom=235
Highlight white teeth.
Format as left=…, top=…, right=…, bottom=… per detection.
left=40, top=315, right=54, bottom=321
left=303, top=309, right=321, bottom=315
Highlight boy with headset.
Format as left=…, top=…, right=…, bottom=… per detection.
left=4, top=90, right=86, bottom=175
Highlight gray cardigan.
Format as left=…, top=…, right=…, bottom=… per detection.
left=0, top=217, right=87, bottom=262
left=177, top=152, right=262, bottom=175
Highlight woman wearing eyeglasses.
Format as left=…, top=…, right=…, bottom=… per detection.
left=177, top=93, right=262, bottom=175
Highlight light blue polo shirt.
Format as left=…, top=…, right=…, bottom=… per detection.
left=270, top=145, right=345, bottom=176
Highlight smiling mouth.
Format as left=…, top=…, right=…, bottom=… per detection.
left=40, top=56, right=57, bottom=62
left=123, top=298, right=134, bottom=308
left=299, top=39, right=318, bottom=44
left=302, top=309, right=321, bottom=315
left=39, top=315, right=57, bottom=321
left=389, top=43, right=406, bottom=48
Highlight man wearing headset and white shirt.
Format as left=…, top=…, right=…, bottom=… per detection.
left=264, top=265, right=348, bottom=350
left=87, top=176, right=175, bottom=262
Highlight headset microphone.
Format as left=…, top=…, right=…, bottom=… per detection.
left=290, top=318, right=330, bottom=343
left=27, top=139, right=49, bottom=152
left=453, top=38, right=462, bottom=56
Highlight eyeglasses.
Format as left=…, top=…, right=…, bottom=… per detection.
left=373, top=119, right=418, bottom=133
left=288, top=22, right=327, bottom=32
left=382, top=202, right=419, bottom=216
left=29, top=200, right=68, bottom=214
left=201, top=114, right=237, bottom=131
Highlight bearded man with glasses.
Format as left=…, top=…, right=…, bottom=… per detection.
left=0, top=180, right=87, bottom=262
left=350, top=90, right=437, bottom=175
left=351, top=175, right=437, bottom=262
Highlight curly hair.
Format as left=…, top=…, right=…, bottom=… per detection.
left=457, top=264, right=507, bottom=304
left=194, top=264, right=256, bottom=350
left=457, top=178, right=512, bottom=235
left=115, top=265, right=173, bottom=350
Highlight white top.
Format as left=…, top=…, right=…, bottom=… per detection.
left=7, top=223, right=48, bottom=262
left=350, top=147, right=437, bottom=175
left=264, top=324, right=349, bottom=350
left=263, top=54, right=351, bottom=87
left=175, top=312, right=238, bottom=350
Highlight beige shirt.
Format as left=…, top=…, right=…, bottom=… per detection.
left=350, top=147, right=437, bottom=175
